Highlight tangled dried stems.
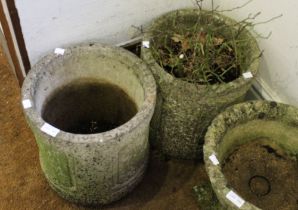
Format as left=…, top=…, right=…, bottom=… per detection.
left=143, top=0, right=282, bottom=85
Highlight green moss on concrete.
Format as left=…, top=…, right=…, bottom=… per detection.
left=35, top=135, right=74, bottom=188
left=193, top=182, right=225, bottom=210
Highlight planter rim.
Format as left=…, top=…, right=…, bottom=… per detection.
left=142, top=8, right=260, bottom=95
left=21, top=43, right=156, bottom=144
left=203, top=100, right=297, bottom=209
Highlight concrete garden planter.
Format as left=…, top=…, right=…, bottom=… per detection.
left=141, top=9, right=260, bottom=159
left=204, top=101, right=298, bottom=210
left=21, top=43, right=156, bottom=205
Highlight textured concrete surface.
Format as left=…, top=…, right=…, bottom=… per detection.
left=0, top=46, right=207, bottom=209
left=204, top=101, right=298, bottom=210
left=21, top=44, right=157, bottom=205
left=141, top=9, right=260, bottom=160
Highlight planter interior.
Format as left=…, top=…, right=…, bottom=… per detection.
left=150, top=11, right=256, bottom=82
left=204, top=101, right=298, bottom=210
left=21, top=43, right=156, bottom=205
left=142, top=9, right=260, bottom=159
left=42, top=79, right=138, bottom=134
left=33, top=47, right=145, bottom=123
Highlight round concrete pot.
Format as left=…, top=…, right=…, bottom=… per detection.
left=204, top=101, right=298, bottom=210
left=141, top=9, right=260, bottom=159
left=21, top=43, right=156, bottom=205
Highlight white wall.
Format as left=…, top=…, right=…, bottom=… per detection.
left=15, top=0, right=197, bottom=65
left=1, top=0, right=26, bottom=76
left=15, top=0, right=298, bottom=106
left=211, top=0, right=298, bottom=106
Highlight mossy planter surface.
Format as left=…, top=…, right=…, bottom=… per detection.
left=141, top=9, right=260, bottom=159
left=21, top=43, right=156, bottom=205
left=204, top=101, right=298, bottom=210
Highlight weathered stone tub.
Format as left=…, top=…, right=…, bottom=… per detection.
left=204, top=101, right=298, bottom=210
left=21, top=43, right=156, bottom=205
left=141, top=9, right=260, bottom=159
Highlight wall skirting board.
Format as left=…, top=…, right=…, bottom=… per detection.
left=252, top=78, right=283, bottom=102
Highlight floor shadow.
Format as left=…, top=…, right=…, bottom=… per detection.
left=100, top=148, right=204, bottom=210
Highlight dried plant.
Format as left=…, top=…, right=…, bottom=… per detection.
left=144, top=0, right=282, bottom=85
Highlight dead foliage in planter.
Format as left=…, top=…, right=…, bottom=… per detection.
left=146, top=0, right=281, bottom=85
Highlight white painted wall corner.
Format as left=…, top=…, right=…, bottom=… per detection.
left=252, top=78, right=283, bottom=102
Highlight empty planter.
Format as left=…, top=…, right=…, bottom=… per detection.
left=21, top=43, right=156, bottom=205
left=204, top=101, right=298, bottom=210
